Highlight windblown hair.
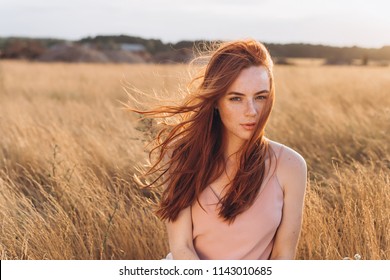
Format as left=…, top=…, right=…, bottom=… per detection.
left=131, top=39, right=275, bottom=223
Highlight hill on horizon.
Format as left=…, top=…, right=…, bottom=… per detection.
left=1, top=35, right=390, bottom=65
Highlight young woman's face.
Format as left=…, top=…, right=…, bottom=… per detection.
left=217, top=65, right=270, bottom=146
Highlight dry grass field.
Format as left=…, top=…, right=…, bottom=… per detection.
left=0, top=60, right=389, bottom=260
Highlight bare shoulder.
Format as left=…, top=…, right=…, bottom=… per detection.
left=267, top=139, right=306, bottom=170
left=267, top=140, right=307, bottom=191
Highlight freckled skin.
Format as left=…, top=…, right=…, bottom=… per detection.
left=217, top=66, right=270, bottom=153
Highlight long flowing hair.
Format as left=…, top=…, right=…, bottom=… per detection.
left=130, top=39, right=275, bottom=223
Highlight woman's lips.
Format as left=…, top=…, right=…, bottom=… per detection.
left=241, top=123, right=256, bottom=130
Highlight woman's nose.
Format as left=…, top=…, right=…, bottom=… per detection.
left=245, top=100, right=257, bottom=116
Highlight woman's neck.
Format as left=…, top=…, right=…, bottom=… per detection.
left=223, top=137, right=245, bottom=166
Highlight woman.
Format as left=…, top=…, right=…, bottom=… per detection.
left=132, top=39, right=307, bottom=260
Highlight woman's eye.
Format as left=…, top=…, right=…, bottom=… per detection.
left=229, top=97, right=241, bottom=101
left=256, top=95, right=266, bottom=100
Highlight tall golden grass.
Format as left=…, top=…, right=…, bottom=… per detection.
left=0, top=60, right=389, bottom=259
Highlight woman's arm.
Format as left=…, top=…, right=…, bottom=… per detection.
left=270, top=147, right=307, bottom=260
left=162, top=144, right=199, bottom=260
left=166, top=206, right=200, bottom=260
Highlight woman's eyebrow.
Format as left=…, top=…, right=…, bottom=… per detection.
left=255, top=90, right=270, bottom=95
left=227, top=90, right=270, bottom=96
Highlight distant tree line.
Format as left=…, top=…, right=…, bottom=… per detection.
left=1, top=35, right=390, bottom=65
left=0, top=37, right=64, bottom=59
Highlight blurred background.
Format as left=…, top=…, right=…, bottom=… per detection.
left=1, top=0, right=390, bottom=65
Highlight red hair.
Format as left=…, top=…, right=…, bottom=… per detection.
left=131, top=39, right=275, bottom=223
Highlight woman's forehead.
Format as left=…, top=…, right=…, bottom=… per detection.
left=227, top=66, right=270, bottom=93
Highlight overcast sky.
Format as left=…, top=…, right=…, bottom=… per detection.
left=1, top=0, right=389, bottom=48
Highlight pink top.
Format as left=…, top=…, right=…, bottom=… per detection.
left=191, top=146, right=284, bottom=260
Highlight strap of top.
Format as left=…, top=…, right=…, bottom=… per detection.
left=276, top=144, right=285, bottom=168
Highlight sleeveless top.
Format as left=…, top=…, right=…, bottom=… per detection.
left=191, top=145, right=284, bottom=260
